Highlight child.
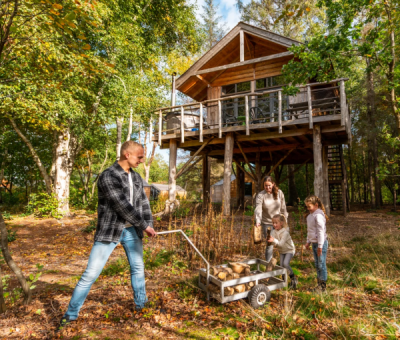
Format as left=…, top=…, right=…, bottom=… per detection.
left=266, top=214, right=298, bottom=289
left=304, top=195, right=329, bottom=292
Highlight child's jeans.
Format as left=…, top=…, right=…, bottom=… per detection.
left=265, top=245, right=294, bottom=277
left=312, top=239, right=328, bottom=281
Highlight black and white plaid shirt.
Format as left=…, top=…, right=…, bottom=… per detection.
left=95, top=161, right=153, bottom=243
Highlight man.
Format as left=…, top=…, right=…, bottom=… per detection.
left=60, top=141, right=156, bottom=327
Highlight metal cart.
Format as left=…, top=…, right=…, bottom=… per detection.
left=158, top=229, right=287, bottom=309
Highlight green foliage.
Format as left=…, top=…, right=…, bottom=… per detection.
left=82, top=218, right=98, bottom=233
left=244, top=205, right=254, bottom=216
left=27, top=264, right=44, bottom=290
left=27, top=193, right=61, bottom=219
left=7, top=228, right=17, bottom=243
left=2, top=211, right=12, bottom=220
left=292, top=200, right=307, bottom=231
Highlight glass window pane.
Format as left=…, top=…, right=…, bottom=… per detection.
left=271, top=75, right=285, bottom=87
left=256, top=78, right=266, bottom=89
left=222, top=84, right=235, bottom=95
left=237, top=81, right=251, bottom=92
left=244, top=182, right=252, bottom=196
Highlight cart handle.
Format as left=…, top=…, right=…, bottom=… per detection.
left=157, top=230, right=210, bottom=286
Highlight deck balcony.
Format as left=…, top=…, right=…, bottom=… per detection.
left=152, top=78, right=351, bottom=149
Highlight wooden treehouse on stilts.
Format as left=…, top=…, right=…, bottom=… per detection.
left=152, top=22, right=351, bottom=216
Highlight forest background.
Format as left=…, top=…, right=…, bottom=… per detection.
left=1, top=0, right=399, bottom=217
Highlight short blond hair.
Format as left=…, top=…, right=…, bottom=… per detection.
left=120, top=140, right=143, bottom=156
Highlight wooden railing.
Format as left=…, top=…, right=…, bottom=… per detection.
left=152, top=78, right=349, bottom=145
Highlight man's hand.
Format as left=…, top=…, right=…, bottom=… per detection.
left=317, top=247, right=322, bottom=256
left=144, top=227, right=157, bottom=238
left=304, top=242, right=310, bottom=250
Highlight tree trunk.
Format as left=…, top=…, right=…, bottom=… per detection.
left=116, top=117, right=123, bottom=160
left=54, top=129, right=81, bottom=215
left=9, top=118, right=53, bottom=193
left=0, top=213, right=32, bottom=305
left=305, top=163, right=310, bottom=197
left=126, top=106, right=133, bottom=141
left=362, top=148, right=367, bottom=204
left=288, top=164, right=298, bottom=206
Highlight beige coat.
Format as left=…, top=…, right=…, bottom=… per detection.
left=271, top=227, right=295, bottom=255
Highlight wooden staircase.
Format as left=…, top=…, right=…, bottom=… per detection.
left=328, top=145, right=350, bottom=214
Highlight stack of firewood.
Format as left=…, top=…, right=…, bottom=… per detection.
left=201, top=259, right=277, bottom=296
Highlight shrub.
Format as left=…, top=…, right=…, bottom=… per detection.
left=82, top=218, right=97, bottom=233
left=244, top=205, right=254, bottom=216
left=2, top=211, right=13, bottom=220
left=27, top=192, right=61, bottom=218
left=7, top=228, right=17, bottom=243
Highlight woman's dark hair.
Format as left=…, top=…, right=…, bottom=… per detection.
left=263, top=176, right=279, bottom=200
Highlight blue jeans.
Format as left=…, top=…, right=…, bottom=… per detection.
left=312, top=239, right=328, bottom=281
left=63, top=227, right=147, bottom=320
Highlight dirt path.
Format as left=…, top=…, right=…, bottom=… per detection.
left=0, top=206, right=399, bottom=339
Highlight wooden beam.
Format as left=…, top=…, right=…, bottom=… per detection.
left=240, top=30, right=244, bottom=62
left=236, top=141, right=257, bottom=179
left=191, top=142, right=313, bottom=156
left=158, top=110, right=162, bottom=145
left=266, top=149, right=294, bottom=176
left=202, top=155, right=210, bottom=210
left=234, top=159, right=256, bottom=182
left=195, top=51, right=293, bottom=76
left=307, top=85, right=313, bottom=129
left=245, top=95, right=249, bottom=135
left=196, top=74, right=210, bottom=86
left=278, top=90, right=282, bottom=133
left=199, top=103, right=203, bottom=142
left=180, top=106, right=184, bottom=143
left=218, top=100, right=222, bottom=138
left=223, top=133, right=234, bottom=216
left=175, top=137, right=214, bottom=179
left=176, top=156, right=202, bottom=179
left=313, top=125, right=323, bottom=208
left=340, top=80, right=346, bottom=126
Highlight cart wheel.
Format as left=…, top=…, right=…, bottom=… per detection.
left=248, top=284, right=271, bottom=309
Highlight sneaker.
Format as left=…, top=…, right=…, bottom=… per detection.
left=308, top=280, right=326, bottom=293
left=57, top=316, right=73, bottom=331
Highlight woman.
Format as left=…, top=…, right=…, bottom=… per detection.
left=254, top=176, right=288, bottom=262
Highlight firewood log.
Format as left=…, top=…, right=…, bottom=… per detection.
left=234, top=284, right=246, bottom=293
left=229, top=262, right=249, bottom=274
left=210, top=266, right=221, bottom=276
left=244, top=268, right=251, bottom=276
left=224, top=287, right=234, bottom=296
left=266, top=258, right=277, bottom=272
left=226, top=273, right=240, bottom=280
left=217, top=271, right=227, bottom=281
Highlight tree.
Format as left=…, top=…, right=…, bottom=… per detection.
left=236, top=0, right=327, bottom=41
left=201, top=0, right=226, bottom=50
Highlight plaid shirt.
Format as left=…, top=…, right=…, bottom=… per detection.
left=95, top=161, right=153, bottom=243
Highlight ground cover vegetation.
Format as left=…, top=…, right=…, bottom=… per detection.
left=0, top=0, right=400, bottom=338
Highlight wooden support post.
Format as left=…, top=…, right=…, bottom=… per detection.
left=307, top=85, right=313, bottom=129
left=237, top=162, right=245, bottom=209
left=278, top=90, right=282, bottom=133
left=180, top=106, right=185, bottom=143
left=245, top=95, right=250, bottom=135
left=340, top=80, right=346, bottom=126
left=236, top=141, right=257, bottom=179
left=218, top=100, right=222, bottom=138
left=223, top=133, right=234, bottom=216
left=175, top=137, right=214, bottom=180
left=255, top=152, right=262, bottom=192
left=313, top=125, right=330, bottom=216
left=240, top=30, right=244, bottom=62
left=322, top=145, right=331, bottom=216
left=158, top=110, right=162, bottom=146
left=202, top=155, right=210, bottom=210
left=199, top=103, right=203, bottom=142
left=167, top=139, right=177, bottom=213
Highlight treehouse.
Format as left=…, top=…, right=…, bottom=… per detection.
left=152, top=22, right=351, bottom=216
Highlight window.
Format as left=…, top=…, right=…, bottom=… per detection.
left=244, top=182, right=252, bottom=196
left=256, top=75, right=286, bottom=90
left=222, top=81, right=251, bottom=96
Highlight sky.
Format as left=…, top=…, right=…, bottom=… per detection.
left=154, top=0, right=251, bottom=164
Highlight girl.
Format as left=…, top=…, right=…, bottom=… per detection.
left=266, top=214, right=298, bottom=289
left=304, top=195, right=329, bottom=292
left=255, top=176, right=288, bottom=261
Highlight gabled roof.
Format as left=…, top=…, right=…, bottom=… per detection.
left=151, top=183, right=186, bottom=192
left=176, top=22, right=300, bottom=101
left=212, top=174, right=236, bottom=187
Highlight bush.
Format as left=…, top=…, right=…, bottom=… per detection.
left=7, top=228, right=17, bottom=243
left=82, top=218, right=97, bottom=233
left=244, top=205, right=254, bottom=216
left=27, top=192, right=61, bottom=218
left=2, top=211, right=13, bottom=220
